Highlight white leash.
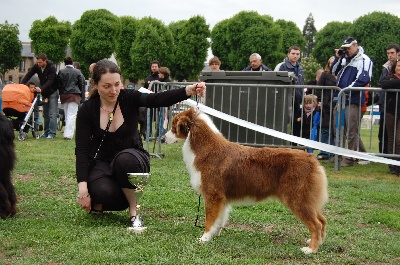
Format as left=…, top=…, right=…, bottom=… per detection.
left=184, top=99, right=400, bottom=166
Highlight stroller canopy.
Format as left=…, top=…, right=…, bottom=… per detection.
left=2, top=84, right=33, bottom=113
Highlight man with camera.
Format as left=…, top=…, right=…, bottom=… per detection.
left=331, top=37, right=373, bottom=167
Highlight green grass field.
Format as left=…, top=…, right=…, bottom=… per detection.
left=0, top=130, right=399, bottom=264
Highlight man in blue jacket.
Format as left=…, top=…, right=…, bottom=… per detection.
left=275, top=46, right=305, bottom=141
left=332, top=37, right=373, bottom=166
left=21, top=53, right=58, bottom=139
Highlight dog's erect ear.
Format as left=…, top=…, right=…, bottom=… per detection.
left=175, top=115, right=191, bottom=137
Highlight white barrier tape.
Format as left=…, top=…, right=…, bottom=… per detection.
left=184, top=99, right=400, bottom=166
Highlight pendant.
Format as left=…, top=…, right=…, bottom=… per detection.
left=109, top=112, right=114, bottom=121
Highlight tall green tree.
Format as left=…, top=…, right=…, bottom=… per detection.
left=29, top=16, right=71, bottom=64
left=130, top=17, right=173, bottom=80
left=275, top=19, right=306, bottom=55
left=0, top=21, right=22, bottom=79
left=313, top=21, right=353, bottom=67
left=302, top=13, right=317, bottom=58
left=351, top=11, right=400, bottom=86
left=169, top=20, right=190, bottom=78
left=211, top=11, right=283, bottom=70
left=210, top=19, right=231, bottom=70
left=115, top=16, right=139, bottom=82
left=171, top=16, right=210, bottom=81
left=70, top=9, right=121, bottom=76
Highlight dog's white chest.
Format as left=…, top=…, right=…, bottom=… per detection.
left=182, top=139, right=202, bottom=193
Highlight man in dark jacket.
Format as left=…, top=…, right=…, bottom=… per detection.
left=242, top=53, right=272, bottom=71
left=143, top=60, right=160, bottom=89
left=58, top=56, right=85, bottom=139
left=377, top=44, right=400, bottom=154
left=142, top=60, right=161, bottom=138
left=275, top=46, right=305, bottom=141
left=21, top=53, right=58, bottom=139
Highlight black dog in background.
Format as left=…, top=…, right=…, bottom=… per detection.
left=0, top=112, right=17, bottom=219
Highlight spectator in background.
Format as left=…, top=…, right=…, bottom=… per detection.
left=28, top=82, right=41, bottom=131
left=295, top=94, right=319, bottom=142
left=209, top=56, right=221, bottom=71
left=316, top=57, right=337, bottom=160
left=381, top=57, right=400, bottom=175
left=87, top=63, right=96, bottom=97
left=275, top=46, right=305, bottom=142
left=157, top=67, right=172, bottom=142
left=305, top=69, right=324, bottom=94
left=158, top=67, right=171, bottom=83
left=73, top=61, right=86, bottom=101
left=331, top=37, right=372, bottom=167
left=21, top=53, right=58, bottom=139
left=144, top=60, right=160, bottom=89
left=57, top=56, right=85, bottom=140
left=142, top=60, right=161, bottom=139
left=243, top=53, right=272, bottom=71
left=378, top=44, right=400, bottom=154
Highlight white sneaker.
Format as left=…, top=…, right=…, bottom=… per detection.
left=358, top=160, right=370, bottom=165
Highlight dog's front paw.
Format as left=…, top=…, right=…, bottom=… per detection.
left=300, top=247, right=315, bottom=254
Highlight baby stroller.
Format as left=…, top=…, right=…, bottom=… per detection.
left=1, top=84, right=40, bottom=140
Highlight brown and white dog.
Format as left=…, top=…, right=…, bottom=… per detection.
left=164, top=108, right=328, bottom=254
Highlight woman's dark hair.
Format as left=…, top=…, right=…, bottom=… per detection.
left=89, top=59, right=121, bottom=98
left=92, top=59, right=121, bottom=84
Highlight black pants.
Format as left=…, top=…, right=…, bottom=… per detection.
left=88, top=148, right=150, bottom=211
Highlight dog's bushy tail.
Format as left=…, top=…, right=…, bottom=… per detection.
left=316, top=165, right=329, bottom=210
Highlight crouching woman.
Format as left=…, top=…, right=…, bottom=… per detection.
left=75, top=59, right=206, bottom=227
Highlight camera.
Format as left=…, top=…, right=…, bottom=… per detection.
left=337, top=49, right=347, bottom=57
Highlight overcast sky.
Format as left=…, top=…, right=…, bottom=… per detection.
left=3, top=0, right=399, bottom=54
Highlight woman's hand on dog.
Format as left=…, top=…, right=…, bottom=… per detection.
left=185, top=82, right=206, bottom=98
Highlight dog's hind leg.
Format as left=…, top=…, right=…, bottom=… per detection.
left=297, top=209, right=323, bottom=254
left=306, top=212, right=327, bottom=245
left=317, top=211, right=327, bottom=244
left=199, top=197, right=227, bottom=242
left=285, top=201, right=323, bottom=254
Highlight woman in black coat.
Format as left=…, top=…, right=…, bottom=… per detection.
left=75, top=60, right=206, bottom=227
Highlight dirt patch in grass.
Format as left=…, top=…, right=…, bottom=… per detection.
left=13, top=173, right=34, bottom=182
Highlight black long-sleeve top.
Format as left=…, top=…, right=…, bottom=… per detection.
left=75, top=87, right=189, bottom=182
left=21, top=60, right=57, bottom=98
left=381, top=75, right=400, bottom=114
